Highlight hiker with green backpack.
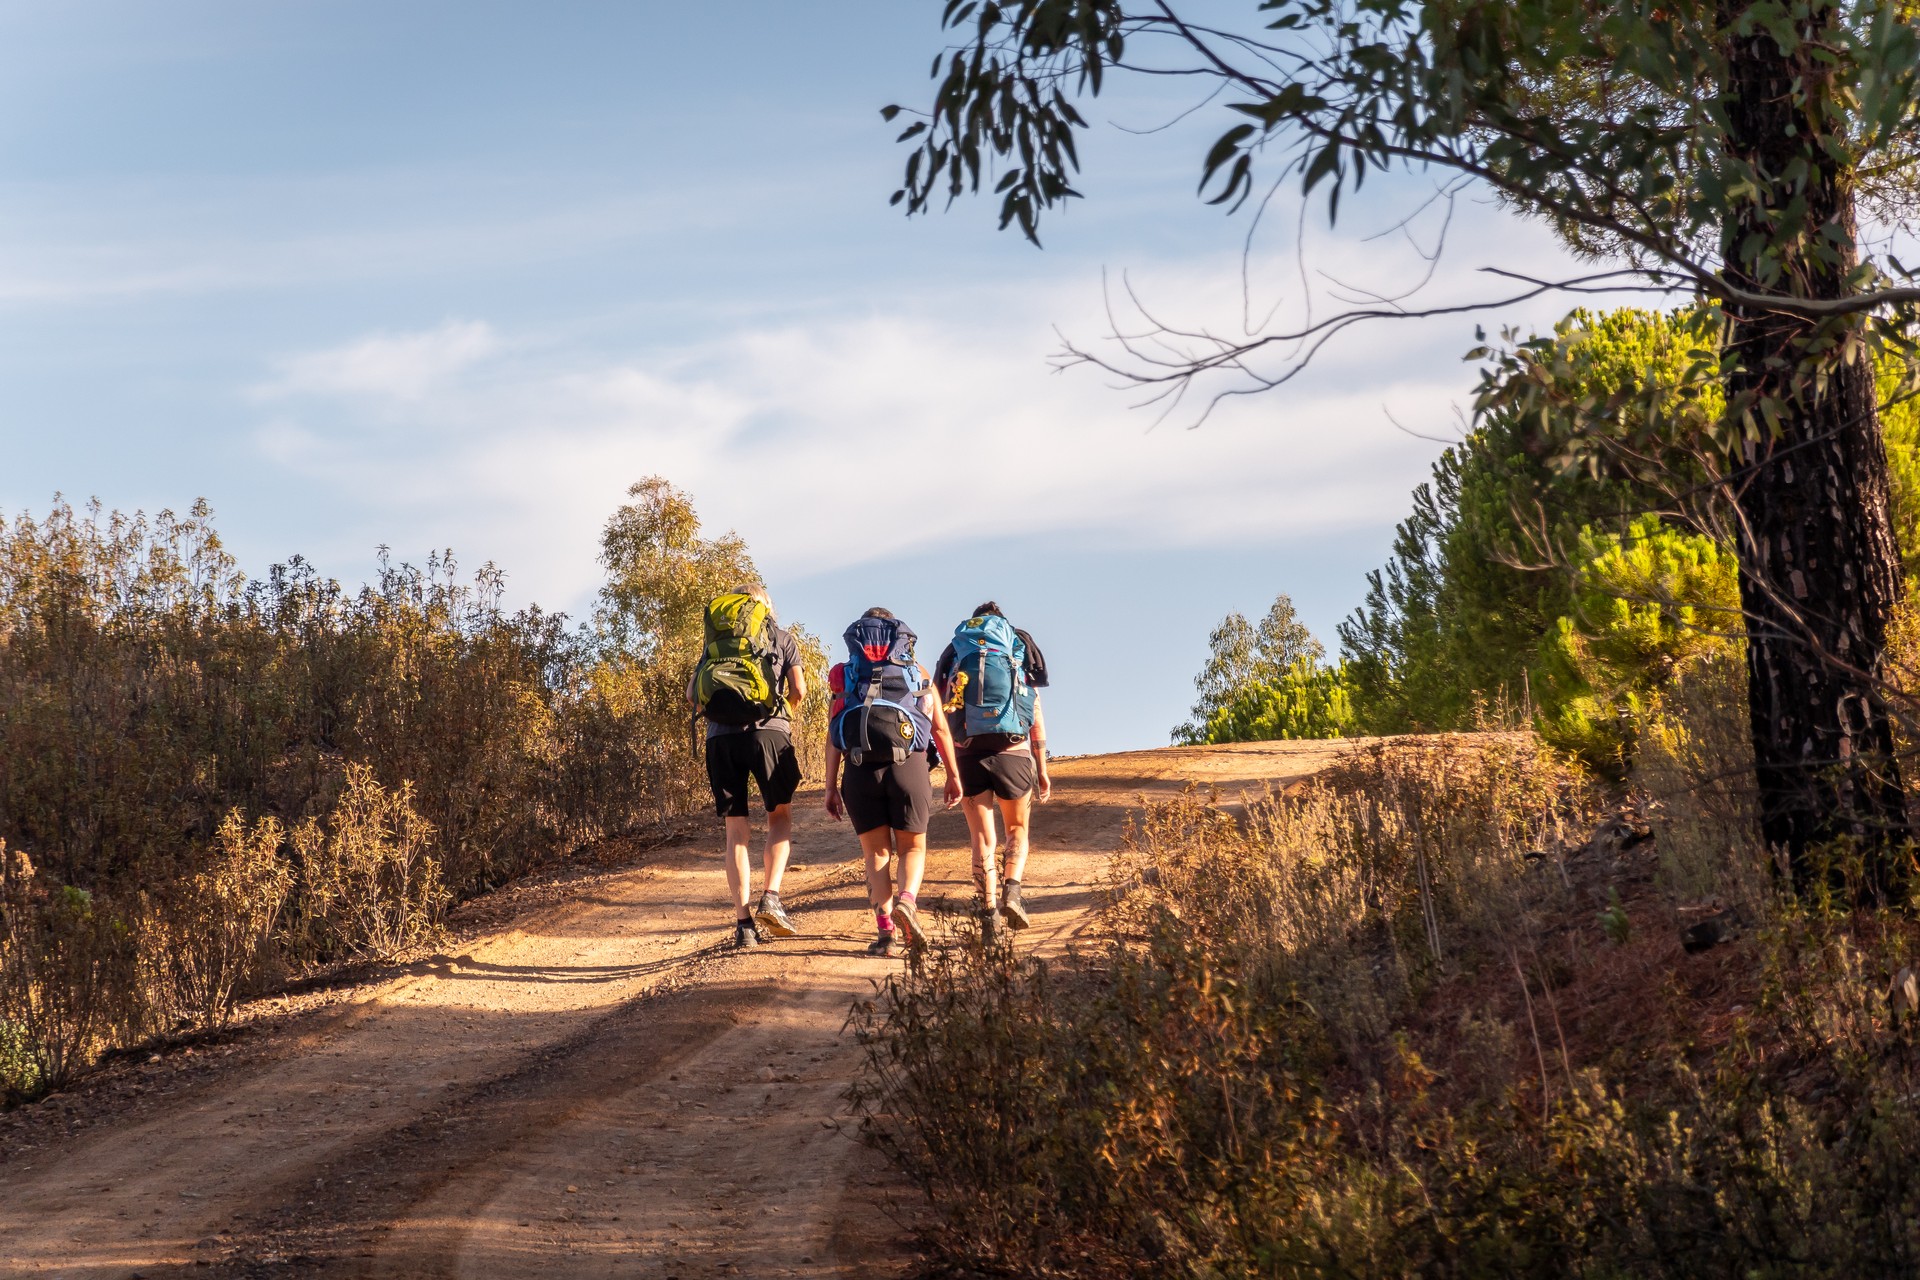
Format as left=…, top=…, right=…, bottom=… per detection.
left=688, top=584, right=808, bottom=949
left=934, top=602, right=1051, bottom=944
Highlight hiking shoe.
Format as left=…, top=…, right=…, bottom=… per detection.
left=754, top=893, right=797, bottom=938
left=1000, top=881, right=1030, bottom=931
left=893, top=896, right=925, bottom=949
left=733, top=920, right=762, bottom=950
left=977, top=909, right=1001, bottom=947
left=865, top=931, right=898, bottom=958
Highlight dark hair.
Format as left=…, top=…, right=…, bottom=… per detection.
left=862, top=606, right=896, bottom=620
left=971, top=601, right=1004, bottom=618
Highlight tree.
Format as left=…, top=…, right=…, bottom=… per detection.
left=1175, top=592, right=1323, bottom=741
left=1342, top=306, right=1715, bottom=732
left=595, top=476, right=756, bottom=666
left=887, top=3, right=1920, bottom=888
left=1194, top=657, right=1357, bottom=743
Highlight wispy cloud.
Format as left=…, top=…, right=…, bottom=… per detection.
left=246, top=197, right=1591, bottom=609
left=261, top=319, right=501, bottom=401
left=251, top=320, right=1439, bottom=605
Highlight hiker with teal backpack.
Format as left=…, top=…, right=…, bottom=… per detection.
left=934, top=602, right=1051, bottom=944
left=688, top=584, right=807, bottom=949
left=823, top=607, right=961, bottom=957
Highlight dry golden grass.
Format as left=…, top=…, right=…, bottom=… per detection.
left=854, top=732, right=1920, bottom=1278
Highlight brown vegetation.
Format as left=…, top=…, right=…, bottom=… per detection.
left=0, top=480, right=821, bottom=1101
left=853, top=706, right=1920, bottom=1276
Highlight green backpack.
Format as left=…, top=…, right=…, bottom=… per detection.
left=692, top=593, right=785, bottom=726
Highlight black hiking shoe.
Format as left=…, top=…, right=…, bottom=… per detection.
left=754, top=893, right=797, bottom=939
left=977, top=909, right=1001, bottom=947
left=866, top=931, right=898, bottom=958
left=733, top=919, right=762, bottom=950
left=893, top=895, right=925, bottom=949
left=1000, top=880, right=1030, bottom=931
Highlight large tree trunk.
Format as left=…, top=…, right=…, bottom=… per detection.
left=1721, top=4, right=1912, bottom=895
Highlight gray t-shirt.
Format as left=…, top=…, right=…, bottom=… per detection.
left=691, top=623, right=802, bottom=738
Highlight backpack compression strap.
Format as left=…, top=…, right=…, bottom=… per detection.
left=848, top=661, right=916, bottom=766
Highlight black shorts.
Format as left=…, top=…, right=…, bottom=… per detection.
left=840, top=751, right=933, bottom=835
left=957, top=750, right=1036, bottom=801
left=706, top=729, right=801, bottom=818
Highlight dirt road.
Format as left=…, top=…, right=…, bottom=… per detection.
left=0, top=740, right=1351, bottom=1279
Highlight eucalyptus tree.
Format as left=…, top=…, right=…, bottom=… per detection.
left=886, top=0, right=1920, bottom=889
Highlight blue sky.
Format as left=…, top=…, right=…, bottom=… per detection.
left=0, top=2, right=1598, bottom=753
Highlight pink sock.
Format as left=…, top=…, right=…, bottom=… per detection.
left=875, top=909, right=894, bottom=933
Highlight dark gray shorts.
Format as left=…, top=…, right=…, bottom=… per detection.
left=957, top=750, right=1035, bottom=801
left=706, top=729, right=801, bottom=818
left=840, top=751, right=932, bottom=835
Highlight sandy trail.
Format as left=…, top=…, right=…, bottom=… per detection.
left=0, top=740, right=1352, bottom=1279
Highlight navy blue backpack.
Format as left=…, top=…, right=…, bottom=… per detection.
left=830, top=616, right=934, bottom=765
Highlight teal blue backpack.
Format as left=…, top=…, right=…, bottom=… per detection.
left=945, top=613, right=1035, bottom=739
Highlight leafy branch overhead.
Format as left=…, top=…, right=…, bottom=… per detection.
left=886, top=0, right=1920, bottom=317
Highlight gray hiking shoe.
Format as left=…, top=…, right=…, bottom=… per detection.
left=893, top=896, right=925, bottom=949
left=754, top=893, right=797, bottom=938
left=865, top=930, right=898, bottom=958
left=733, top=919, right=762, bottom=949
left=1000, top=880, right=1030, bottom=931
left=978, top=909, right=1001, bottom=947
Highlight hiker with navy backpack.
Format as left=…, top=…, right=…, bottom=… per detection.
left=823, top=607, right=962, bottom=957
left=934, top=602, right=1051, bottom=944
left=687, top=584, right=808, bottom=949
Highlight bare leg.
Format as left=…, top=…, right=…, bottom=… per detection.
left=723, top=815, right=753, bottom=920
left=859, top=828, right=896, bottom=916
left=896, top=830, right=929, bottom=900
left=998, top=793, right=1033, bottom=885
left=963, top=794, right=1000, bottom=909
left=764, top=803, right=792, bottom=895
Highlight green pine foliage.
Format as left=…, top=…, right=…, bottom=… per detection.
left=1340, top=306, right=1716, bottom=734
left=1177, top=593, right=1358, bottom=745
left=1532, top=515, right=1742, bottom=774
left=1194, top=656, right=1357, bottom=744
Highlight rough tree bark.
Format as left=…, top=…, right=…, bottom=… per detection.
left=1720, top=2, right=1913, bottom=893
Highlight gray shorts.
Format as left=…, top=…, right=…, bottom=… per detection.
left=840, top=752, right=933, bottom=835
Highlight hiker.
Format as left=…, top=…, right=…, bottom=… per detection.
left=688, top=584, right=807, bottom=949
left=824, top=607, right=962, bottom=957
left=934, top=602, right=1051, bottom=943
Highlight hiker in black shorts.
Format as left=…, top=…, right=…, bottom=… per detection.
left=824, top=608, right=962, bottom=957
left=687, top=585, right=807, bottom=949
left=935, top=602, right=1051, bottom=944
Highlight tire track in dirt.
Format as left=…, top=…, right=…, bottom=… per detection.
left=0, top=740, right=1353, bottom=1279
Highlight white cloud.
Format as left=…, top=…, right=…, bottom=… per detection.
left=247, top=198, right=1595, bottom=610
left=260, top=319, right=501, bottom=402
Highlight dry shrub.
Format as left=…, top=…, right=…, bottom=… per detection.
left=0, top=480, right=765, bottom=1096
left=857, top=733, right=1920, bottom=1277
left=854, top=736, right=1602, bottom=1276
left=160, top=811, right=293, bottom=1029
left=292, top=765, right=446, bottom=963
left=1632, top=648, right=1771, bottom=911
left=1113, top=734, right=1594, bottom=1064
left=0, top=841, right=145, bottom=1099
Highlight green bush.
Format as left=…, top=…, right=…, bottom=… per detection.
left=1533, top=515, right=1741, bottom=773
left=1194, top=656, right=1358, bottom=743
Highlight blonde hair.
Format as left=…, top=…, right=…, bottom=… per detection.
left=733, top=582, right=773, bottom=617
